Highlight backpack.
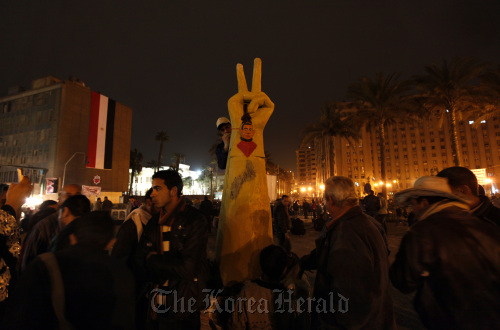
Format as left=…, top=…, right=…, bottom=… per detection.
left=313, top=217, right=325, bottom=232
left=290, top=218, right=305, bottom=235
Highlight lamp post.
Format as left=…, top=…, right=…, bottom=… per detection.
left=62, top=152, right=86, bottom=189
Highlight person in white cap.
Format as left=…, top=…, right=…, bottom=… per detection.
left=215, top=117, right=231, bottom=169
left=390, top=176, right=500, bottom=329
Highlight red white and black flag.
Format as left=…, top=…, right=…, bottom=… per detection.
left=86, top=91, right=115, bottom=169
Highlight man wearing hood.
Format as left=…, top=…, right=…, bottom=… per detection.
left=390, top=176, right=500, bottom=329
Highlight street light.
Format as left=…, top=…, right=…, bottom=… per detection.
left=62, top=152, right=86, bottom=189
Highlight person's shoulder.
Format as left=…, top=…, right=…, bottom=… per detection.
left=183, top=205, right=206, bottom=221
left=335, top=209, right=376, bottom=233
left=32, top=212, right=59, bottom=232
left=120, top=217, right=139, bottom=231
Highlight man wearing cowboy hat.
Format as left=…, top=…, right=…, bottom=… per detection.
left=390, top=176, right=500, bottom=329
left=215, top=117, right=231, bottom=169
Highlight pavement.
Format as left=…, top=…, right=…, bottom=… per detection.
left=207, top=216, right=425, bottom=329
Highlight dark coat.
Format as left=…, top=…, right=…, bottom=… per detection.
left=199, top=199, right=214, bottom=218
left=21, top=212, right=59, bottom=270
left=135, top=203, right=209, bottom=317
left=362, top=193, right=380, bottom=217
left=273, top=201, right=290, bottom=234
left=3, top=245, right=135, bottom=329
left=216, top=141, right=228, bottom=170
left=302, top=206, right=395, bottom=329
left=472, top=195, right=500, bottom=226
left=390, top=205, right=500, bottom=329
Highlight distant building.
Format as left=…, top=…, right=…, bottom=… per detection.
left=0, top=76, right=132, bottom=202
left=297, top=108, right=500, bottom=197
left=295, top=141, right=317, bottom=196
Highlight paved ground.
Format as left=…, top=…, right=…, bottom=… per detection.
left=207, top=217, right=425, bottom=329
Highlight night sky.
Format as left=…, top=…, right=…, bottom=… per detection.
left=2, top=0, right=499, bottom=171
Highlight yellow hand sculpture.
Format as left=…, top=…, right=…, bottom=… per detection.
left=215, top=58, right=274, bottom=285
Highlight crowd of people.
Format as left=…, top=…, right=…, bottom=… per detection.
left=0, top=165, right=499, bottom=329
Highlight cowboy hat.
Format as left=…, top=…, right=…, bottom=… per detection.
left=394, top=176, right=468, bottom=205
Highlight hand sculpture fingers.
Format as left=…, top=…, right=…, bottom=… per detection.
left=251, top=58, right=262, bottom=93
left=247, top=93, right=274, bottom=114
left=236, top=63, right=248, bottom=93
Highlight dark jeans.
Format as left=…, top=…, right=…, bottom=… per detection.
left=375, top=214, right=388, bottom=233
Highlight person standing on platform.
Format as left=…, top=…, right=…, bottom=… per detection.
left=215, top=117, right=232, bottom=170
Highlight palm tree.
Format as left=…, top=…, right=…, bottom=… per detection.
left=264, top=150, right=276, bottom=174
left=414, top=57, right=490, bottom=166
left=301, top=101, right=361, bottom=185
left=197, top=166, right=213, bottom=195
left=347, top=72, right=417, bottom=197
left=146, top=159, right=160, bottom=169
left=155, top=131, right=169, bottom=172
left=182, top=176, right=193, bottom=194
left=468, top=64, right=500, bottom=123
left=171, top=153, right=185, bottom=172
left=129, top=149, right=143, bottom=195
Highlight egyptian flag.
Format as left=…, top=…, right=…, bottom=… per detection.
left=87, top=91, right=115, bottom=169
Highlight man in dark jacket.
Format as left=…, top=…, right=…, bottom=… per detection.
left=135, top=170, right=208, bottom=329
left=273, top=195, right=291, bottom=251
left=199, top=196, right=214, bottom=233
left=4, top=212, right=135, bottom=329
left=22, top=193, right=90, bottom=269
left=361, top=189, right=380, bottom=218
left=437, top=166, right=500, bottom=226
left=390, top=176, right=500, bottom=329
left=301, top=176, right=395, bottom=329
left=112, top=188, right=159, bottom=329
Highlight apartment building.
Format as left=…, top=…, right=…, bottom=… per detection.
left=0, top=76, right=132, bottom=201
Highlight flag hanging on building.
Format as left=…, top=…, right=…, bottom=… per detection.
left=86, top=91, right=115, bottom=169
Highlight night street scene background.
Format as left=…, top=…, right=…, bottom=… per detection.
left=2, top=0, right=499, bottom=171
left=1, top=1, right=500, bottom=329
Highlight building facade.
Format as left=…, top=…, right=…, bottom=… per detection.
left=298, top=111, right=500, bottom=197
left=295, top=140, right=317, bottom=196
left=0, top=76, right=132, bottom=202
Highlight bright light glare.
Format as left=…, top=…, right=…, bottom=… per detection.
left=485, top=178, right=492, bottom=184
left=308, top=187, right=312, bottom=191
left=300, top=187, right=306, bottom=192
left=386, top=183, right=392, bottom=187
left=25, top=196, right=43, bottom=208
left=320, top=184, right=325, bottom=190
left=379, top=181, right=383, bottom=185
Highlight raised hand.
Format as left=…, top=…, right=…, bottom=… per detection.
left=228, top=58, right=274, bottom=121
left=6, top=176, right=33, bottom=213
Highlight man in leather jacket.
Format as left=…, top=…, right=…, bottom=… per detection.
left=391, top=176, right=500, bottom=329
left=135, top=170, right=208, bottom=329
left=437, top=166, right=500, bottom=226
left=301, top=176, right=395, bottom=329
